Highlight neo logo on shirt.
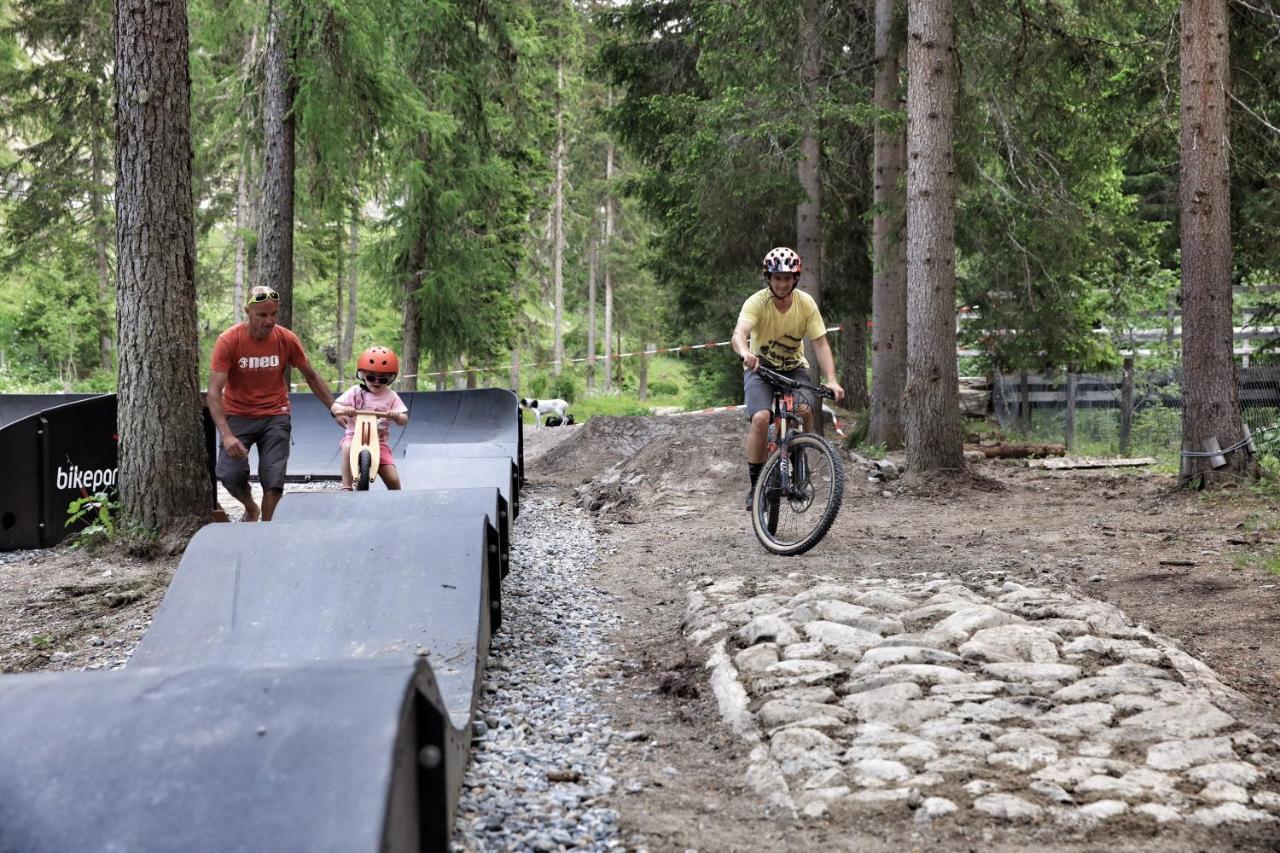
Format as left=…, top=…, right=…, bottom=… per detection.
left=238, top=355, right=281, bottom=369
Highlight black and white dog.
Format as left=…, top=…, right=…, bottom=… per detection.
left=520, top=397, right=570, bottom=426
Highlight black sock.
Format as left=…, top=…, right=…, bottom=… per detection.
left=748, top=462, right=763, bottom=488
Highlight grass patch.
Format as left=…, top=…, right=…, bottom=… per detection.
left=1230, top=547, right=1280, bottom=577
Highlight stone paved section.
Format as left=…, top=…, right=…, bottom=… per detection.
left=686, top=572, right=1280, bottom=830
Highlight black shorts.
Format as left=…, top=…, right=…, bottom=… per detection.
left=744, top=365, right=817, bottom=420
left=216, top=414, right=292, bottom=492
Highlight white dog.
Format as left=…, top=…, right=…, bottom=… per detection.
left=520, top=397, right=570, bottom=426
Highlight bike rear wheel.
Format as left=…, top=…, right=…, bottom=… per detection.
left=356, top=449, right=372, bottom=491
left=751, top=433, right=844, bottom=556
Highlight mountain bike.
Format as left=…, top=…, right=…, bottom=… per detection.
left=750, top=365, right=845, bottom=556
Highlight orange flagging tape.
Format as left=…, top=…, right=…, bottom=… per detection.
left=292, top=325, right=849, bottom=388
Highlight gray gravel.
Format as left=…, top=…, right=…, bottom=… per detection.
left=0, top=548, right=39, bottom=568
left=453, top=491, right=624, bottom=852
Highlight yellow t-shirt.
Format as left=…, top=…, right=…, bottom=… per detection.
left=737, top=288, right=828, bottom=370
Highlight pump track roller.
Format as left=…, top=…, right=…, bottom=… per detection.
left=0, top=387, right=523, bottom=850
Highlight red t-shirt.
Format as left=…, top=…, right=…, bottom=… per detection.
left=210, top=325, right=309, bottom=417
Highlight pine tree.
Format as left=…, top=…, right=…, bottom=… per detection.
left=115, top=0, right=210, bottom=530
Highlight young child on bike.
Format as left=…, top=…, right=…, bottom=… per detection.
left=330, top=346, right=409, bottom=490
left=731, top=247, right=845, bottom=510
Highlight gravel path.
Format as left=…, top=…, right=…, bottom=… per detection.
left=453, top=491, right=625, bottom=852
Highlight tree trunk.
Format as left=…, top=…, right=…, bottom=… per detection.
left=114, top=0, right=209, bottom=529
left=334, top=216, right=344, bottom=375
left=603, top=91, right=615, bottom=393
left=232, top=25, right=257, bottom=323
left=89, top=86, right=114, bottom=373
left=1180, top=0, right=1251, bottom=483
left=552, top=56, right=565, bottom=377
left=903, top=0, right=965, bottom=473
left=868, top=0, right=908, bottom=449
left=797, top=0, right=823, bottom=381
left=342, top=199, right=358, bottom=370
left=1018, top=370, right=1031, bottom=435
left=1119, top=356, right=1135, bottom=455
left=233, top=145, right=249, bottom=320
left=260, top=0, right=295, bottom=331
left=638, top=344, right=651, bottom=401
left=400, top=222, right=426, bottom=392
left=1064, top=371, right=1077, bottom=451
left=587, top=237, right=597, bottom=391
left=841, top=316, right=870, bottom=411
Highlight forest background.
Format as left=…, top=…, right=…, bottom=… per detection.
left=1, top=0, right=1278, bottom=420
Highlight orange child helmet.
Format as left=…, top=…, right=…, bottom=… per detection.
left=357, top=346, right=399, bottom=376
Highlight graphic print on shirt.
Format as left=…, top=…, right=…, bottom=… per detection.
left=759, top=334, right=804, bottom=371
left=237, top=355, right=282, bottom=370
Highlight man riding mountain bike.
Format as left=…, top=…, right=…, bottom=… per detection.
left=731, top=247, right=845, bottom=510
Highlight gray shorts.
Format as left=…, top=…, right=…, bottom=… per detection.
left=744, top=366, right=817, bottom=420
left=216, top=414, right=291, bottom=492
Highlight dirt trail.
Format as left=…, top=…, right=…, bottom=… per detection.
left=528, top=414, right=1280, bottom=851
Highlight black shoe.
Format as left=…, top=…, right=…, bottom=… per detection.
left=745, top=487, right=754, bottom=512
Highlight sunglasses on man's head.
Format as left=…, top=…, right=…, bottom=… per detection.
left=248, top=289, right=280, bottom=303
left=365, top=373, right=394, bottom=385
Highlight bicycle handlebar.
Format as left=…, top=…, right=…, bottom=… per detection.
left=754, top=364, right=836, bottom=399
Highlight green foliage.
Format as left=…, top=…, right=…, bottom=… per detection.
left=65, top=489, right=118, bottom=547
left=648, top=379, right=679, bottom=397
left=569, top=394, right=651, bottom=420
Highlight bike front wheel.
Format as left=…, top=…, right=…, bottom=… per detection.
left=356, top=449, right=372, bottom=491
left=751, top=433, right=844, bottom=556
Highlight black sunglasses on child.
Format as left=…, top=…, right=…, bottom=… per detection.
left=365, top=373, right=394, bottom=385
left=248, top=289, right=280, bottom=303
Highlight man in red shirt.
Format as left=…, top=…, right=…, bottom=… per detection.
left=207, top=286, right=335, bottom=521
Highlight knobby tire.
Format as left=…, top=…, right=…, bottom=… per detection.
left=750, top=433, right=844, bottom=556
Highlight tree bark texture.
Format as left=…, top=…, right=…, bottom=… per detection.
left=114, top=0, right=210, bottom=529
left=1064, top=371, right=1077, bottom=451
left=260, top=0, right=295, bottom=331
left=233, top=145, right=249, bottom=320
left=603, top=119, right=615, bottom=393
left=841, top=315, right=870, bottom=411
left=868, top=0, right=908, bottom=449
left=333, top=216, right=344, bottom=375
left=797, top=0, right=823, bottom=381
left=904, top=0, right=965, bottom=473
left=400, top=228, right=424, bottom=392
left=89, top=89, right=114, bottom=372
left=1179, top=0, right=1251, bottom=482
left=84, top=12, right=115, bottom=373
left=343, top=200, right=358, bottom=370
left=587, top=237, right=597, bottom=391
left=552, top=57, right=565, bottom=377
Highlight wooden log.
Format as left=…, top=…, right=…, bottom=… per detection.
left=1027, top=456, right=1157, bottom=470
left=966, top=443, right=1066, bottom=459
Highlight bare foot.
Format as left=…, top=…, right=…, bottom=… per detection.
left=242, top=504, right=260, bottom=522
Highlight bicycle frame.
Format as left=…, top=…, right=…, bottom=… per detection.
left=347, top=410, right=383, bottom=488
left=758, top=365, right=830, bottom=502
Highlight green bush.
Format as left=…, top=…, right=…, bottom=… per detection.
left=648, top=380, right=680, bottom=397
left=528, top=371, right=551, bottom=399
left=550, top=372, right=577, bottom=403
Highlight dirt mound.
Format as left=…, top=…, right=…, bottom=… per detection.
left=574, top=431, right=742, bottom=520
left=893, top=467, right=1007, bottom=499
left=537, top=411, right=743, bottom=484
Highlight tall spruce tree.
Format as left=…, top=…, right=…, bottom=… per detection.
left=115, top=0, right=209, bottom=530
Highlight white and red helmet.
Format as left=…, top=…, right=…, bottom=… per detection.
left=762, top=246, right=802, bottom=277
